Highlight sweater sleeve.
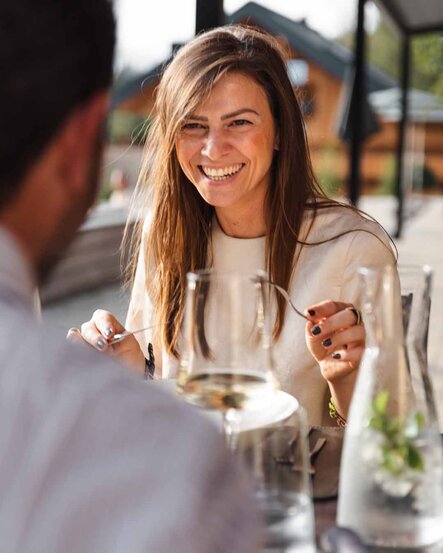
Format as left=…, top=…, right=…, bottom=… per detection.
left=339, top=222, right=398, bottom=309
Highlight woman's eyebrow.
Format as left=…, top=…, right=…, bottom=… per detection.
left=187, top=108, right=260, bottom=121
left=221, top=108, right=259, bottom=120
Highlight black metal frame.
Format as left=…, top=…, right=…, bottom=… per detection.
left=348, top=0, right=367, bottom=206
left=394, top=37, right=411, bottom=238
left=195, top=0, right=224, bottom=34
left=350, top=0, right=411, bottom=236
left=351, top=0, right=443, bottom=237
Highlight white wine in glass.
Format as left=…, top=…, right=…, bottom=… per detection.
left=181, top=370, right=275, bottom=410
left=177, top=270, right=278, bottom=433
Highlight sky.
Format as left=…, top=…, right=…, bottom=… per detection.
left=114, top=0, right=380, bottom=72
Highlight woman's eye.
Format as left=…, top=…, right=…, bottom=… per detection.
left=181, top=122, right=206, bottom=132
left=230, top=119, right=252, bottom=127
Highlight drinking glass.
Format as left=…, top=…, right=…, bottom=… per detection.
left=237, top=399, right=316, bottom=552
left=176, top=270, right=278, bottom=437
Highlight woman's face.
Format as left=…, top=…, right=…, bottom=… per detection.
left=175, top=72, right=278, bottom=226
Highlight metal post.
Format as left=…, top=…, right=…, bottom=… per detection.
left=195, top=0, right=224, bottom=35
left=394, top=36, right=410, bottom=239
left=348, top=0, right=366, bottom=206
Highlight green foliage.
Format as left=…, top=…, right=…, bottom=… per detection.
left=98, top=179, right=113, bottom=203
left=337, top=22, right=443, bottom=103
left=367, top=20, right=401, bottom=83
left=412, top=34, right=443, bottom=103
left=378, top=155, right=396, bottom=195
left=107, top=110, right=150, bottom=145
left=315, top=146, right=344, bottom=197
left=368, top=390, right=425, bottom=475
left=337, top=20, right=400, bottom=82
left=378, top=155, right=439, bottom=195
left=412, top=163, right=439, bottom=191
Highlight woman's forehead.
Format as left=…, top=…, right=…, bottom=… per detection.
left=189, top=72, right=271, bottom=118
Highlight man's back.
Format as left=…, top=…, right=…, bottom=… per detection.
left=0, top=1, right=260, bottom=549
left=0, top=299, right=260, bottom=552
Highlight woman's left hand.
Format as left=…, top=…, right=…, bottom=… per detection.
left=304, top=300, right=365, bottom=418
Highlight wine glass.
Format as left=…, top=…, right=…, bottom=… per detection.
left=176, top=270, right=278, bottom=441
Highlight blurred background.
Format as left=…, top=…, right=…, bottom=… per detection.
left=41, top=0, right=443, bottom=422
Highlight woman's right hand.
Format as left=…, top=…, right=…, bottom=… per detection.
left=67, top=309, right=145, bottom=375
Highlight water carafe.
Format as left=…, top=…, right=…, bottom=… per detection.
left=337, top=265, right=443, bottom=548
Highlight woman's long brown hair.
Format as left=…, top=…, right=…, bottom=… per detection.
left=127, top=24, right=395, bottom=358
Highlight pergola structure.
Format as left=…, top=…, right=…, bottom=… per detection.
left=349, top=0, right=443, bottom=237
left=195, top=1, right=443, bottom=238
left=195, top=0, right=224, bottom=33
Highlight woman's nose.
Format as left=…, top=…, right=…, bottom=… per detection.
left=201, top=129, right=230, bottom=160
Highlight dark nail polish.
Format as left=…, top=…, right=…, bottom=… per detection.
left=308, top=309, right=316, bottom=316
left=97, top=338, right=105, bottom=350
left=332, top=353, right=341, bottom=359
left=311, top=326, right=321, bottom=336
left=104, top=328, right=113, bottom=337
left=322, top=338, right=332, bottom=347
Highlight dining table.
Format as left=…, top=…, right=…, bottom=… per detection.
left=153, top=380, right=442, bottom=551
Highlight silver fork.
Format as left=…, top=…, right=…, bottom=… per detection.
left=266, top=279, right=310, bottom=321
left=108, top=325, right=157, bottom=345
left=110, top=280, right=309, bottom=346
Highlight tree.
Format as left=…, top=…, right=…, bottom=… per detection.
left=412, top=34, right=443, bottom=102
left=337, top=22, right=443, bottom=102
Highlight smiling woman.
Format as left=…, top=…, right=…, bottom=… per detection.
left=77, top=24, right=399, bottom=427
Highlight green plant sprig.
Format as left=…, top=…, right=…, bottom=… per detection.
left=368, top=390, right=425, bottom=475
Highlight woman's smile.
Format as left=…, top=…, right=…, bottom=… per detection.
left=199, top=163, right=245, bottom=181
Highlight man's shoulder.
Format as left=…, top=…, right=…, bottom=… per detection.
left=0, top=308, right=209, bottom=432
left=0, top=308, right=260, bottom=553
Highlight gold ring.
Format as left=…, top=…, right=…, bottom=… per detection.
left=347, top=307, right=362, bottom=326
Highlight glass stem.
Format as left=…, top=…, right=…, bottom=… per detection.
left=223, top=408, right=240, bottom=451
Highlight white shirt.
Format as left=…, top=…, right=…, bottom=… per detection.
left=127, top=206, right=397, bottom=426
left=0, top=226, right=260, bottom=553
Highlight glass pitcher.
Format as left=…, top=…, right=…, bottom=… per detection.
left=399, top=264, right=438, bottom=425
left=337, top=265, right=443, bottom=548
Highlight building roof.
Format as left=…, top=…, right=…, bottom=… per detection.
left=226, top=2, right=395, bottom=92
left=111, top=60, right=170, bottom=110
left=376, top=0, right=443, bottom=35
left=369, top=88, right=443, bottom=123
left=112, top=1, right=395, bottom=108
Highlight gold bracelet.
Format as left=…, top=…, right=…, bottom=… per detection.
left=328, top=397, right=347, bottom=427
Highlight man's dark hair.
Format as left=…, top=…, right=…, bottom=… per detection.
left=0, top=0, right=115, bottom=207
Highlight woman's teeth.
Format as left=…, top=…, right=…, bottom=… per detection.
left=201, top=163, right=243, bottom=180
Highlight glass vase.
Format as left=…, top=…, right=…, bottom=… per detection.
left=337, top=265, right=443, bottom=548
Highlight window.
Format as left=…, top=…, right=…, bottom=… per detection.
left=287, top=59, right=309, bottom=86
